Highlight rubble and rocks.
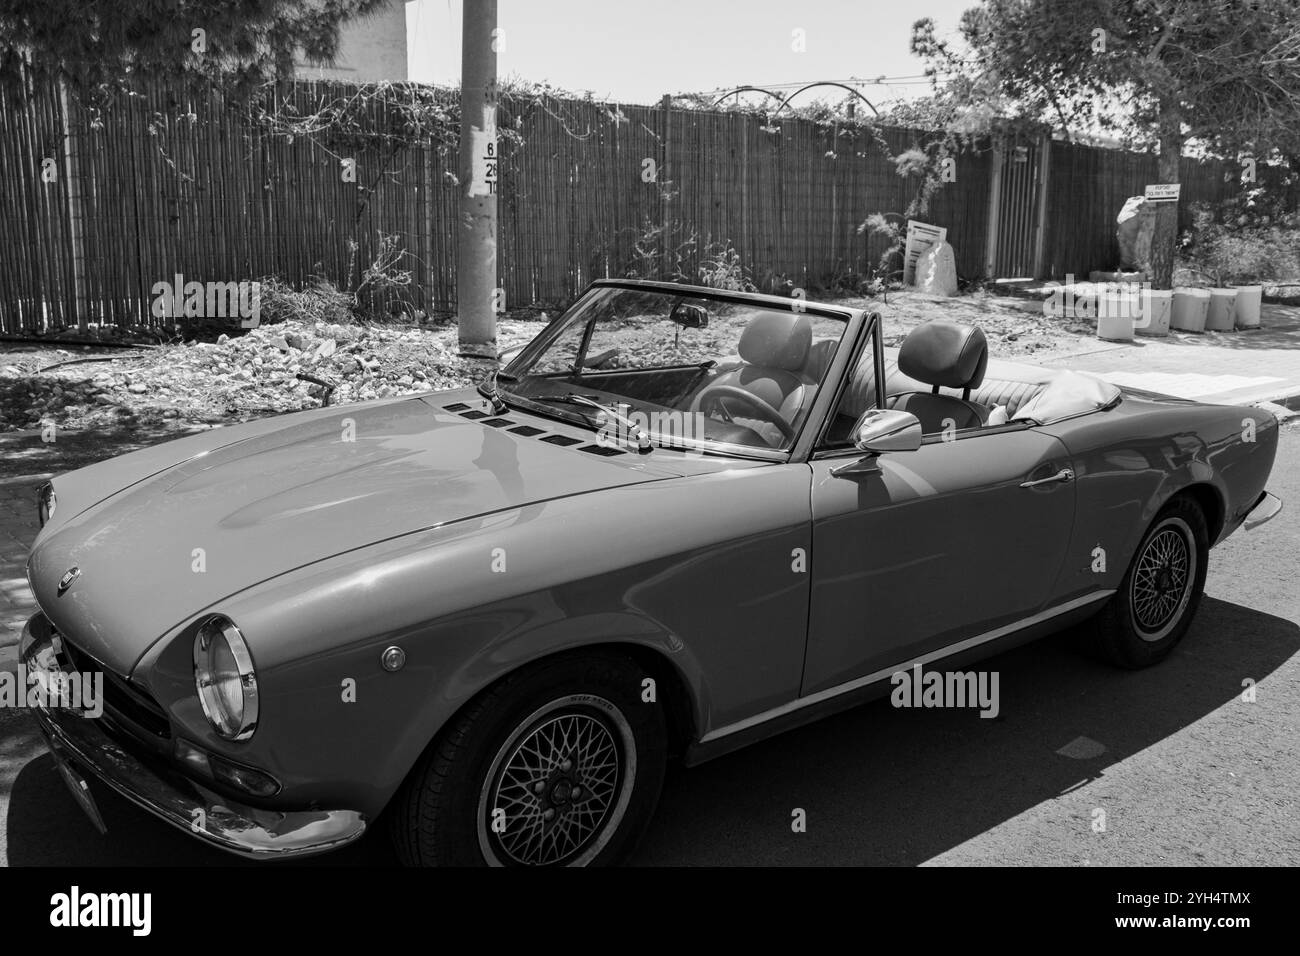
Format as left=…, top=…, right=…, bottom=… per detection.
left=2, top=291, right=1106, bottom=435
left=1, top=319, right=540, bottom=432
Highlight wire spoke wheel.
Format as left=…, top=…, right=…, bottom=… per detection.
left=1129, top=517, right=1197, bottom=642
left=477, top=695, right=637, bottom=867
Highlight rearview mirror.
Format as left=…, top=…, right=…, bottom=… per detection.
left=669, top=301, right=709, bottom=329
left=831, top=408, right=922, bottom=476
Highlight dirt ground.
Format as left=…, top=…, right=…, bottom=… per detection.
left=848, top=289, right=1097, bottom=357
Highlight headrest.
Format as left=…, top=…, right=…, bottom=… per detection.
left=739, top=312, right=811, bottom=371
left=898, top=320, right=988, bottom=390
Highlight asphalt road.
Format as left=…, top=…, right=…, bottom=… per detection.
left=2, top=422, right=1297, bottom=867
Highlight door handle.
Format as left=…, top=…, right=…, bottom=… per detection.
left=1020, top=467, right=1073, bottom=488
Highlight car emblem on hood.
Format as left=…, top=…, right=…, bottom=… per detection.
left=57, top=566, right=80, bottom=596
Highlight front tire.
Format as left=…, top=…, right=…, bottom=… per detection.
left=390, top=652, right=667, bottom=866
left=1091, top=495, right=1209, bottom=668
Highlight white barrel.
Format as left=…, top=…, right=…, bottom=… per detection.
left=1206, top=288, right=1238, bottom=331
left=1137, top=289, right=1172, bottom=336
left=1171, top=288, right=1209, bottom=332
left=1234, top=285, right=1262, bottom=329
left=1097, top=286, right=1137, bottom=341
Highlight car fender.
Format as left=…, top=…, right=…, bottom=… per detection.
left=1040, top=396, right=1276, bottom=602
left=134, top=464, right=812, bottom=818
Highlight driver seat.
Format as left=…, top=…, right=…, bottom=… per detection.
left=887, top=320, right=990, bottom=433
left=695, top=312, right=814, bottom=440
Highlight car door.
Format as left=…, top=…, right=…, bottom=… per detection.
left=802, top=323, right=1077, bottom=697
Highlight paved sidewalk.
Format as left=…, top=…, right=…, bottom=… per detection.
left=1024, top=301, right=1300, bottom=409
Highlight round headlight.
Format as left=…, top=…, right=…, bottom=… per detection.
left=37, top=482, right=56, bottom=527
left=193, top=616, right=258, bottom=740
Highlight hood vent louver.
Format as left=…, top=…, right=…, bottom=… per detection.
left=442, top=403, right=626, bottom=457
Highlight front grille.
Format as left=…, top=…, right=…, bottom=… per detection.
left=58, top=634, right=172, bottom=746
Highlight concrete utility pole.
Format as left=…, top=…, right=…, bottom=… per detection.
left=456, top=0, right=499, bottom=358
left=60, top=82, right=90, bottom=334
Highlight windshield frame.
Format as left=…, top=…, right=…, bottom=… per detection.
left=499, top=280, right=861, bottom=461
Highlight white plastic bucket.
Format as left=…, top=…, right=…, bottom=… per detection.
left=1235, top=285, right=1262, bottom=329
left=1171, top=288, right=1209, bottom=332
left=1097, top=288, right=1136, bottom=341
left=1137, top=289, right=1172, bottom=336
left=1206, top=288, right=1238, bottom=332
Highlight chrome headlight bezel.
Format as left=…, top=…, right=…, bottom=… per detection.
left=36, top=482, right=56, bottom=528
left=193, top=615, right=259, bottom=741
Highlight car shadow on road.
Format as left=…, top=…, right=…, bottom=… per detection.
left=631, top=595, right=1300, bottom=865
left=3, top=595, right=1295, bottom=867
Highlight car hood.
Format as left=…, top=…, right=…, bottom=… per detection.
left=28, top=395, right=681, bottom=674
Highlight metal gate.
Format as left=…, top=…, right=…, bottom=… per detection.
left=986, top=132, right=1049, bottom=279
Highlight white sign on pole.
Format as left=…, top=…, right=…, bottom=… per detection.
left=904, top=221, right=948, bottom=286
left=1144, top=183, right=1181, bottom=203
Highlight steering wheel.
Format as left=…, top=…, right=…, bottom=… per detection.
left=694, top=384, right=796, bottom=444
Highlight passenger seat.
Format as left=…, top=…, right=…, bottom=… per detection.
left=886, top=321, right=990, bottom=433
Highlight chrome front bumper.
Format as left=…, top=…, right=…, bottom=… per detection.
left=19, top=614, right=367, bottom=860
left=1244, top=491, right=1283, bottom=531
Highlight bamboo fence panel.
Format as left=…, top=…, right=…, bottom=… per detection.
left=0, top=78, right=1281, bottom=336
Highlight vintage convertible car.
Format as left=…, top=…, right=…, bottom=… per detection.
left=21, top=279, right=1282, bottom=866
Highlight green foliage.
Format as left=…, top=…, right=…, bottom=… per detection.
left=912, top=0, right=1300, bottom=159
left=697, top=242, right=756, bottom=292
left=254, top=276, right=355, bottom=327
left=621, top=220, right=696, bottom=284
left=350, top=233, right=413, bottom=313
left=877, top=95, right=961, bottom=131
left=1179, top=197, right=1300, bottom=285
left=810, top=267, right=886, bottom=299
left=247, top=82, right=462, bottom=155
left=1178, top=223, right=1300, bottom=286
left=0, top=0, right=389, bottom=106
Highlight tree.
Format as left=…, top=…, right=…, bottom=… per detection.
left=0, top=0, right=389, bottom=103
left=912, top=0, right=1300, bottom=287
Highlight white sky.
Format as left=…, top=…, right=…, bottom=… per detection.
left=405, top=0, right=975, bottom=107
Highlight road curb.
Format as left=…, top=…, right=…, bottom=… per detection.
left=1256, top=392, right=1300, bottom=422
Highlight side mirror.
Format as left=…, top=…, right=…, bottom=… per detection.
left=669, top=301, right=709, bottom=329
left=831, top=408, right=922, bottom=476
left=853, top=408, right=923, bottom=453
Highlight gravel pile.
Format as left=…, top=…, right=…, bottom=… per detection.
left=1, top=318, right=541, bottom=432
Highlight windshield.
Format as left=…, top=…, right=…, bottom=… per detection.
left=503, top=285, right=849, bottom=453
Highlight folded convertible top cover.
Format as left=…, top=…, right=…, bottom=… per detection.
left=1011, top=371, right=1121, bottom=424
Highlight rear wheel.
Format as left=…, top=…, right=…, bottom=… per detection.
left=1091, top=495, right=1209, bottom=668
left=390, top=652, right=667, bottom=866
